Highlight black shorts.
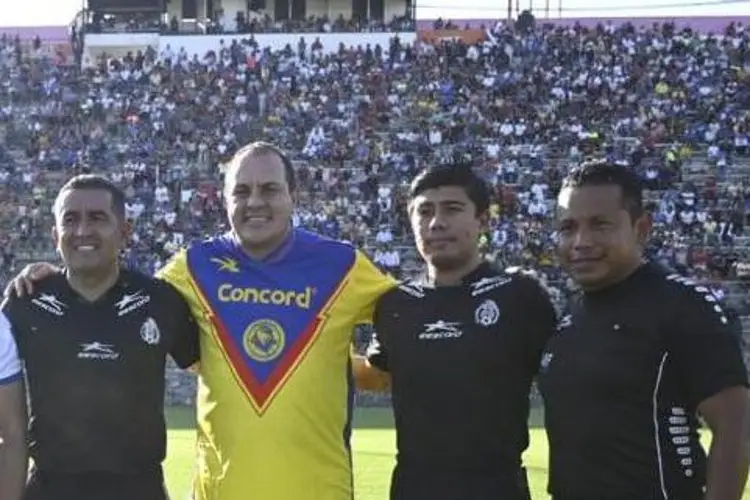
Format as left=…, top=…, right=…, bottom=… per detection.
left=390, top=463, right=531, bottom=500
left=25, top=468, right=168, bottom=500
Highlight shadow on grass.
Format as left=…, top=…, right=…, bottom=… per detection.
left=352, top=405, right=547, bottom=430
left=166, top=406, right=197, bottom=430
left=166, top=404, right=547, bottom=431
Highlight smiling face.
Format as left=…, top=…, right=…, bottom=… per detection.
left=409, top=185, right=484, bottom=271
left=53, top=188, right=127, bottom=274
left=224, top=151, right=294, bottom=258
left=556, top=184, right=649, bottom=290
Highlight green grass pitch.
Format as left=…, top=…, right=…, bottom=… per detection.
left=164, top=406, right=750, bottom=500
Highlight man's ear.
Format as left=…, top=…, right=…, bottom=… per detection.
left=634, top=212, right=653, bottom=247
left=121, top=218, right=133, bottom=242
left=478, top=211, right=490, bottom=232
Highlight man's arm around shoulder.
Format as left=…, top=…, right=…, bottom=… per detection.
left=352, top=347, right=391, bottom=392
left=351, top=292, right=393, bottom=392
left=157, top=278, right=201, bottom=374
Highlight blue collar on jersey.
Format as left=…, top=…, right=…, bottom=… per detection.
left=226, top=226, right=296, bottom=264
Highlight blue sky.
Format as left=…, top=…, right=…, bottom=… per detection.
left=3, top=0, right=748, bottom=26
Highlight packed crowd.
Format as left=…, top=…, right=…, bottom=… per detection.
left=1, top=19, right=750, bottom=400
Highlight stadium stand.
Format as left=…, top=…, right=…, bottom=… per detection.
left=1, top=10, right=749, bottom=405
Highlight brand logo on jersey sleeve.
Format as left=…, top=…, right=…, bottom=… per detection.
left=211, top=257, right=241, bottom=273
left=398, top=282, right=425, bottom=298
left=115, top=290, right=151, bottom=316
left=557, top=315, right=572, bottom=331
left=470, top=276, right=511, bottom=296
left=31, top=294, right=67, bottom=316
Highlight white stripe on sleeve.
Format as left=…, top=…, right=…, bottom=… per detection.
left=0, top=312, right=21, bottom=385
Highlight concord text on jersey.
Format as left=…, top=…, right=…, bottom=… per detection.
left=217, top=284, right=314, bottom=309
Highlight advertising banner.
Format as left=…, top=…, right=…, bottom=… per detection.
left=417, top=28, right=486, bottom=45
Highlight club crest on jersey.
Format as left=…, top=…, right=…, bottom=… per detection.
left=243, top=319, right=286, bottom=362
left=475, top=299, right=500, bottom=327
left=140, top=317, right=161, bottom=346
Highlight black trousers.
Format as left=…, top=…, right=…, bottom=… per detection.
left=390, top=463, right=532, bottom=500
left=25, top=467, right=168, bottom=500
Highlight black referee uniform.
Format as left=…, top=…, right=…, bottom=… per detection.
left=367, top=262, right=557, bottom=500
left=538, top=262, right=749, bottom=500
left=2, top=269, right=200, bottom=500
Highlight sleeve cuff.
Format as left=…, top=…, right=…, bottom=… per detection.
left=0, top=371, right=22, bottom=386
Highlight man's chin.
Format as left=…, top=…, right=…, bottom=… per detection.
left=64, top=256, right=102, bottom=268
left=235, top=229, right=288, bottom=253
left=570, top=268, right=612, bottom=290
left=424, top=253, right=466, bottom=271
left=65, top=262, right=112, bottom=276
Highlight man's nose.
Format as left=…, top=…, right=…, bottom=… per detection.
left=428, top=214, right=448, bottom=231
left=244, top=191, right=266, bottom=207
left=74, top=222, right=94, bottom=237
left=572, top=229, right=595, bottom=250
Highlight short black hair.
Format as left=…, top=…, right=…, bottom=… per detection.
left=561, top=160, right=644, bottom=219
left=53, top=174, right=126, bottom=220
left=408, top=166, right=491, bottom=215
left=228, top=141, right=297, bottom=193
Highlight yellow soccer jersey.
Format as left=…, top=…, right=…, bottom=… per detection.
left=157, top=230, right=396, bottom=500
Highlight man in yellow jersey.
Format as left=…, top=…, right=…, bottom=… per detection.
left=6, top=142, right=397, bottom=500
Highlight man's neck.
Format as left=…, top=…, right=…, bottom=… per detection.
left=581, top=258, right=644, bottom=293
left=235, top=225, right=293, bottom=261
left=67, top=266, right=120, bottom=302
left=427, top=255, right=484, bottom=287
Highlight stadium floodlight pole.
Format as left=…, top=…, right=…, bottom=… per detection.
left=507, top=0, right=512, bottom=20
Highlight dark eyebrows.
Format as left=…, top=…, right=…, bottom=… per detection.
left=558, top=214, right=616, bottom=227
left=230, top=181, right=283, bottom=191
left=441, top=200, right=467, bottom=207
left=412, top=199, right=468, bottom=211
left=60, top=209, right=110, bottom=218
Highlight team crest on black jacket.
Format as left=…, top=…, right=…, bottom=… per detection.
left=474, top=299, right=500, bottom=327
left=140, top=317, right=161, bottom=346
